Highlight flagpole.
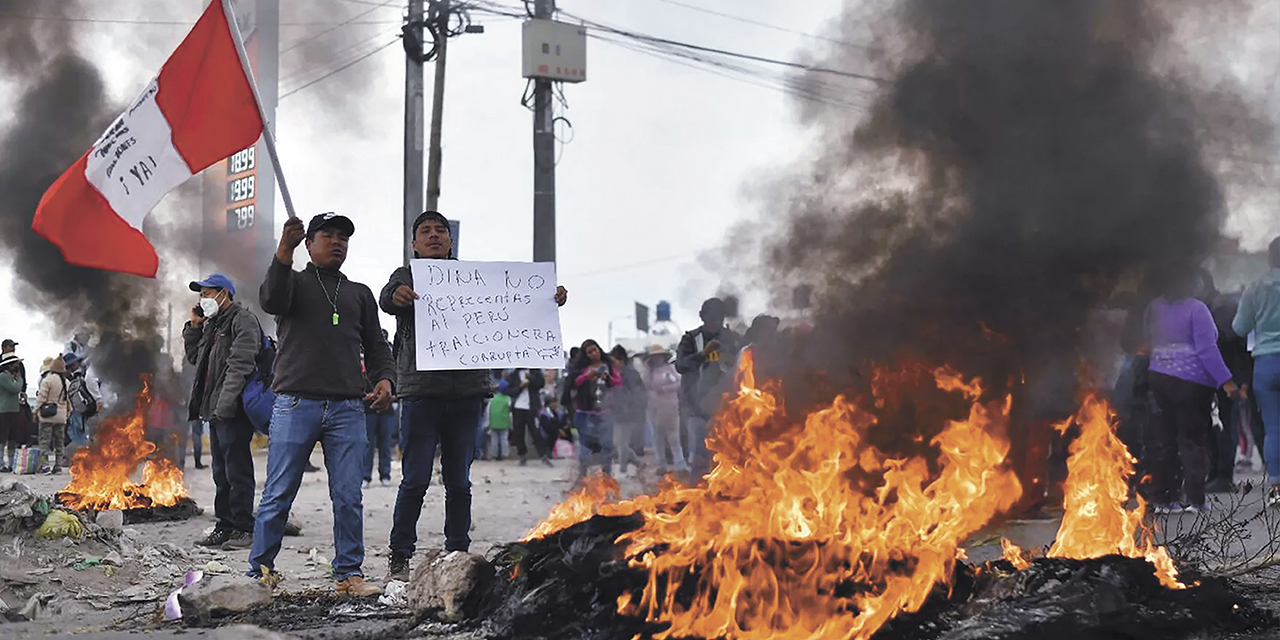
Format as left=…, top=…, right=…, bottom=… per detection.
left=219, top=0, right=298, bottom=221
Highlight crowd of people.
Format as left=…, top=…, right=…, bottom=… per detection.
left=1107, top=240, right=1280, bottom=513
left=0, top=334, right=102, bottom=475
left=11, top=207, right=1280, bottom=600
left=169, top=208, right=792, bottom=598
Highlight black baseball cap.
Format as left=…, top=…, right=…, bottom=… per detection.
left=412, top=210, right=451, bottom=236
left=1, top=339, right=16, bottom=348
left=307, top=212, right=355, bottom=238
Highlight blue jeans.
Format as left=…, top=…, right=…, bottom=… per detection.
left=686, top=415, right=711, bottom=480
left=364, top=409, right=396, bottom=482
left=390, top=397, right=483, bottom=554
left=574, top=412, right=614, bottom=476
left=67, top=412, right=87, bottom=446
left=250, top=394, right=368, bottom=581
left=1253, top=355, right=1280, bottom=485
left=190, top=420, right=205, bottom=463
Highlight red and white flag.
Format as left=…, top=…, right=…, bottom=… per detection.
left=32, top=0, right=263, bottom=278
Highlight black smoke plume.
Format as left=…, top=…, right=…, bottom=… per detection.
left=0, top=0, right=177, bottom=403
left=762, top=0, right=1266, bottom=411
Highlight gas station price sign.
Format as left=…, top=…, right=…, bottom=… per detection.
left=225, top=145, right=257, bottom=232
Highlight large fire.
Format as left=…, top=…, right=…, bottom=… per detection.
left=58, top=378, right=188, bottom=512
left=526, top=353, right=1183, bottom=639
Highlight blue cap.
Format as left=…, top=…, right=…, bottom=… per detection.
left=189, top=274, right=236, bottom=297
left=62, top=352, right=83, bottom=367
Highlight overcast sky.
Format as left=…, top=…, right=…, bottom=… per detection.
left=1, top=0, right=1276, bottom=388
left=0, top=0, right=850, bottom=382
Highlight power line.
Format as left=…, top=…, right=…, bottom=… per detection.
left=282, top=0, right=400, bottom=55
left=643, top=0, right=882, bottom=55
left=279, top=38, right=399, bottom=100
left=465, top=2, right=889, bottom=84
left=569, top=12, right=889, bottom=84
left=280, top=30, right=392, bottom=87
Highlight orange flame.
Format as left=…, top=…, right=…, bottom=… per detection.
left=1001, top=538, right=1031, bottom=570
left=1046, top=392, right=1183, bottom=588
left=529, top=353, right=1023, bottom=639
left=57, top=378, right=188, bottom=512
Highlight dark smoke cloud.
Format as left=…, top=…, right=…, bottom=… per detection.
left=756, top=0, right=1268, bottom=409
left=279, top=0, right=391, bottom=132
left=0, top=0, right=180, bottom=403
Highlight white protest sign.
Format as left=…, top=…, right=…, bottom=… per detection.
left=411, top=260, right=565, bottom=371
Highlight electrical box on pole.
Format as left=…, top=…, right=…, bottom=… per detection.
left=521, top=19, right=587, bottom=83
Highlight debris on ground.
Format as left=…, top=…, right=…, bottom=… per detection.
left=178, top=573, right=274, bottom=622
left=408, top=550, right=494, bottom=622
left=96, top=509, right=124, bottom=535
left=378, top=580, right=409, bottom=608
left=35, top=509, right=85, bottom=540
left=479, top=514, right=1278, bottom=640
left=0, top=479, right=47, bottom=535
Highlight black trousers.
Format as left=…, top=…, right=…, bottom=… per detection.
left=510, top=408, right=549, bottom=460
left=210, top=417, right=256, bottom=533
left=1146, top=373, right=1214, bottom=507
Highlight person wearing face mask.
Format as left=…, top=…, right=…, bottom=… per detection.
left=183, top=273, right=264, bottom=550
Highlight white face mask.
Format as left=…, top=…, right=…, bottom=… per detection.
left=199, top=296, right=222, bottom=318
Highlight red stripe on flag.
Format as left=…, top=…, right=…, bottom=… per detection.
left=158, top=0, right=264, bottom=172
left=32, top=155, right=160, bottom=278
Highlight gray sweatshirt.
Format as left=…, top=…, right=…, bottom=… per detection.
left=260, top=257, right=395, bottom=400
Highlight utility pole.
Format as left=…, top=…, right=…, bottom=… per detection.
left=531, top=0, right=556, bottom=263
left=403, top=0, right=425, bottom=265
left=424, top=0, right=449, bottom=213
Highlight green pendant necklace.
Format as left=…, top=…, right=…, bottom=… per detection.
left=316, top=269, right=343, bottom=326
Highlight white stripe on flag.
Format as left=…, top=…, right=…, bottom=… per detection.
left=84, top=77, right=194, bottom=231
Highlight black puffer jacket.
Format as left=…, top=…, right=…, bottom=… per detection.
left=380, top=265, right=492, bottom=399
left=183, top=302, right=263, bottom=422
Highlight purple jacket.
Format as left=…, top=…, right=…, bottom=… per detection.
left=1145, top=297, right=1232, bottom=388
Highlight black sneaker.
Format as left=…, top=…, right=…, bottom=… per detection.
left=304, top=462, right=321, bottom=473
left=221, top=530, right=253, bottom=550
left=541, top=457, right=554, bottom=468
left=388, top=551, right=411, bottom=582
left=196, top=527, right=232, bottom=547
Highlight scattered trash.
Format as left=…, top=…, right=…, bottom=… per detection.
left=178, top=573, right=273, bottom=620
left=0, top=479, right=43, bottom=534
left=306, top=548, right=331, bottom=573
left=200, top=560, right=235, bottom=574
left=378, top=580, right=409, bottom=607
left=96, top=509, right=124, bottom=535
left=163, top=570, right=204, bottom=621
left=72, top=558, right=102, bottom=571
left=103, top=550, right=124, bottom=566
left=15, top=592, right=55, bottom=621
left=36, top=510, right=85, bottom=540
left=103, top=566, right=117, bottom=577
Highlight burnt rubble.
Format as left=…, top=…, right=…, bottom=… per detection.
left=478, top=514, right=1276, bottom=640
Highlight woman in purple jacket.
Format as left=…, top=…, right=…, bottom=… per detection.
left=1144, top=272, right=1243, bottom=514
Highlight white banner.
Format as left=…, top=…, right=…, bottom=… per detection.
left=411, top=260, right=565, bottom=371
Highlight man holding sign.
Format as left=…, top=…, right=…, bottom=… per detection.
left=380, top=211, right=567, bottom=580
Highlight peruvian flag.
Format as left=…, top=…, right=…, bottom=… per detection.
left=32, top=0, right=263, bottom=278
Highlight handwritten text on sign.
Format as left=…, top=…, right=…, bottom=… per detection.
left=411, top=260, right=564, bottom=371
